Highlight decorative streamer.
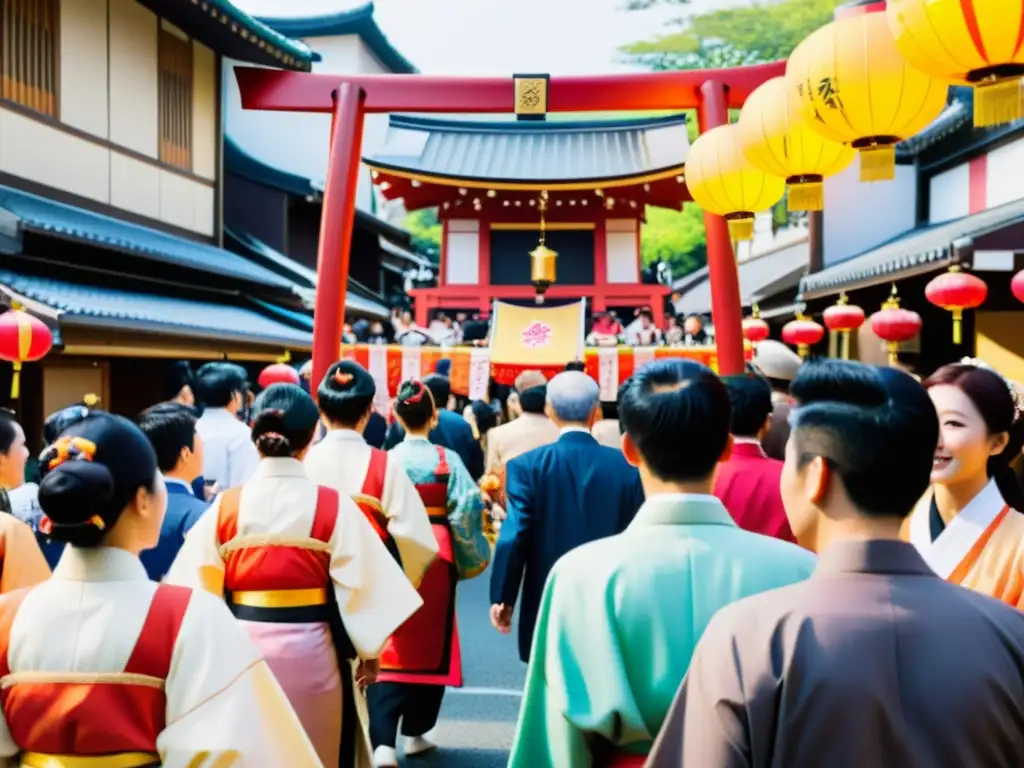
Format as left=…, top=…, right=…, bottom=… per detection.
left=367, top=345, right=390, bottom=416
left=468, top=348, right=490, bottom=401
left=401, top=348, right=422, bottom=382
left=597, top=348, right=619, bottom=401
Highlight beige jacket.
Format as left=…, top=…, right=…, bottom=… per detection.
left=486, top=412, right=560, bottom=474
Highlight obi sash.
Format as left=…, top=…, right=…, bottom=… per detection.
left=0, top=584, right=191, bottom=766
left=352, top=449, right=403, bottom=566
left=378, top=446, right=461, bottom=687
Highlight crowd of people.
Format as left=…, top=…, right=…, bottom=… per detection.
left=0, top=334, right=1022, bottom=766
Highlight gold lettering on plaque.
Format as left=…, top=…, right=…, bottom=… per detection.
left=515, top=78, right=547, bottom=115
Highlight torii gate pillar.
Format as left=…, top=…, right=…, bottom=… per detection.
left=236, top=64, right=786, bottom=393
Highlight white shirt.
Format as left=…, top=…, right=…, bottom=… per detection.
left=195, top=408, right=259, bottom=490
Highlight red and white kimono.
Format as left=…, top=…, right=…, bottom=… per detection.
left=304, top=428, right=438, bottom=587
left=0, top=546, right=318, bottom=766
left=167, top=458, right=423, bottom=768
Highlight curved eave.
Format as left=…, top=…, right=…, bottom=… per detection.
left=365, top=161, right=688, bottom=192
left=256, top=2, right=417, bottom=75
left=388, top=112, right=691, bottom=134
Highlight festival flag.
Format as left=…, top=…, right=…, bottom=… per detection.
left=488, top=300, right=585, bottom=382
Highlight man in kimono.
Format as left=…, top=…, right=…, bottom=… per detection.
left=647, top=361, right=1024, bottom=768
left=489, top=370, right=646, bottom=663
left=194, top=362, right=259, bottom=490
left=507, top=360, right=814, bottom=767
left=714, top=374, right=796, bottom=542
left=751, top=340, right=802, bottom=460
left=305, top=360, right=437, bottom=587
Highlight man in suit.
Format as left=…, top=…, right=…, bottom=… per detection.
left=384, top=374, right=484, bottom=479
left=714, top=375, right=796, bottom=542
left=485, top=370, right=559, bottom=476
left=489, top=371, right=645, bottom=662
left=648, top=361, right=1024, bottom=768
left=137, top=402, right=209, bottom=581
left=751, top=340, right=802, bottom=460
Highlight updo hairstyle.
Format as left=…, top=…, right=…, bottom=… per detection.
left=394, top=379, right=437, bottom=431
left=38, top=413, right=159, bottom=548
left=924, top=363, right=1024, bottom=510
left=250, top=383, right=320, bottom=458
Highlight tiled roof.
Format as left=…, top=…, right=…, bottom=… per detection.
left=365, top=114, right=691, bottom=185
left=256, top=2, right=416, bottom=74
left=0, top=186, right=293, bottom=290
left=0, top=270, right=311, bottom=349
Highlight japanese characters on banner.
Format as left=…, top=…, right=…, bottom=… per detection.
left=597, top=348, right=619, bottom=402
left=468, top=348, right=490, bottom=400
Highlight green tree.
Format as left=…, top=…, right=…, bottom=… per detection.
left=403, top=208, right=442, bottom=262
left=641, top=205, right=708, bottom=277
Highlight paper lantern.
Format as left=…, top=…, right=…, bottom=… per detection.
left=1012, top=270, right=1024, bottom=303
left=0, top=304, right=54, bottom=398
left=258, top=363, right=300, bottom=389
left=888, top=0, right=1024, bottom=128
left=686, top=124, right=786, bottom=241
left=870, top=289, right=922, bottom=365
left=787, top=9, right=948, bottom=182
left=742, top=305, right=771, bottom=343
left=782, top=315, right=825, bottom=358
left=738, top=76, right=855, bottom=211
left=924, top=265, right=987, bottom=344
left=822, top=293, right=866, bottom=359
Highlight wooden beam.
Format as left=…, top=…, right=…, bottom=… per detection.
left=235, top=61, right=786, bottom=115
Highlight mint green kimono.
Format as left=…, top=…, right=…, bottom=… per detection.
left=508, top=494, right=816, bottom=767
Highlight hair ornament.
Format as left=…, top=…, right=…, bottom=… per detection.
left=39, top=513, right=106, bottom=536
left=41, top=436, right=98, bottom=471
left=399, top=381, right=426, bottom=404
left=260, top=431, right=287, bottom=442
left=333, top=370, right=354, bottom=386
left=960, top=357, right=1024, bottom=416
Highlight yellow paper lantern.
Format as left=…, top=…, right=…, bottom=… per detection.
left=787, top=10, right=948, bottom=182
left=738, top=76, right=856, bottom=212
left=686, top=124, right=786, bottom=241
left=888, top=0, right=1024, bottom=128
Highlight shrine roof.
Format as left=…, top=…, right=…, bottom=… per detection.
left=255, top=2, right=416, bottom=74
left=364, top=113, right=690, bottom=190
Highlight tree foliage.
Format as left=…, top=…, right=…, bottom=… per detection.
left=403, top=208, right=442, bottom=262
left=641, top=205, right=708, bottom=277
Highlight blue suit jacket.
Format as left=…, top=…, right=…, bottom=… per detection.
left=384, top=410, right=484, bottom=479
left=489, top=431, right=645, bottom=661
left=141, top=481, right=209, bottom=581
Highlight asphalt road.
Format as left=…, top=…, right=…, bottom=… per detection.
left=403, top=565, right=524, bottom=767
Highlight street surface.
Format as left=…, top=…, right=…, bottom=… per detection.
left=406, top=565, right=523, bottom=766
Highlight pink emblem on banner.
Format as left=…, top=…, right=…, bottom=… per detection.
left=521, top=321, right=552, bottom=349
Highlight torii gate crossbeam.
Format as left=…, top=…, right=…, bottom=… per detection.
left=236, top=63, right=786, bottom=394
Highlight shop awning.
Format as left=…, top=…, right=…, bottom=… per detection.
left=0, top=270, right=312, bottom=350
left=0, top=186, right=294, bottom=291
left=674, top=237, right=809, bottom=316
left=799, top=197, right=1024, bottom=300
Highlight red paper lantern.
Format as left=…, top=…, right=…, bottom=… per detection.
left=0, top=304, right=54, bottom=398
left=258, top=363, right=300, bottom=389
left=870, top=290, right=922, bottom=365
left=1012, top=270, right=1024, bottom=303
left=781, top=315, right=825, bottom=358
left=742, top=305, right=770, bottom=343
left=822, top=293, right=865, bottom=360
left=924, top=266, right=987, bottom=345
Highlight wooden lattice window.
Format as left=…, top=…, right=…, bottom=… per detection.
left=0, top=0, right=60, bottom=118
left=158, top=26, right=192, bottom=170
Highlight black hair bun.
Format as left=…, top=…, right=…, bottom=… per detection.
left=251, top=407, right=293, bottom=457
left=38, top=461, right=115, bottom=525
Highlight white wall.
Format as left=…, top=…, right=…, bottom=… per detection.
left=444, top=220, right=480, bottom=285
left=605, top=219, right=638, bottom=283
left=224, top=35, right=391, bottom=214
left=928, top=163, right=970, bottom=224
left=0, top=0, right=218, bottom=236
left=823, top=156, right=918, bottom=267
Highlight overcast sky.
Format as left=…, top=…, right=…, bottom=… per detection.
left=237, top=0, right=747, bottom=75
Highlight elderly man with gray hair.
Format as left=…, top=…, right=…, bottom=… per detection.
left=489, top=370, right=645, bottom=663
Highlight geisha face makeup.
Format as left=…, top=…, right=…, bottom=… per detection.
left=929, top=384, right=1009, bottom=486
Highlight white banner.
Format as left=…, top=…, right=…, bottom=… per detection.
left=633, top=347, right=656, bottom=374
left=468, top=348, right=491, bottom=401
left=401, top=348, right=422, bottom=383
left=597, top=347, right=619, bottom=401
left=368, top=345, right=390, bottom=416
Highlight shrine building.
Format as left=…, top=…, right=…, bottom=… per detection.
left=365, top=113, right=691, bottom=327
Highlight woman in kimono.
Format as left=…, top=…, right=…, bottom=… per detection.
left=903, top=360, right=1024, bottom=606
left=167, top=383, right=422, bottom=768
left=0, top=411, right=320, bottom=766
left=368, top=379, right=491, bottom=768
left=0, top=408, right=51, bottom=590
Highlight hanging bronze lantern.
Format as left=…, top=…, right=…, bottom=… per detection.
left=531, top=190, right=557, bottom=304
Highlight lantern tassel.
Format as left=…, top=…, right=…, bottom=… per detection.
left=797, top=344, right=809, bottom=359
left=787, top=180, right=824, bottom=212
left=888, top=342, right=898, bottom=367
left=10, top=361, right=20, bottom=400
left=840, top=330, right=850, bottom=360
left=726, top=215, right=754, bottom=241
left=858, top=145, right=896, bottom=182
left=952, top=308, right=963, bottom=345
left=974, top=77, right=1024, bottom=129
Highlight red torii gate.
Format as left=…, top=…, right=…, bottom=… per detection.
left=235, top=63, right=786, bottom=393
